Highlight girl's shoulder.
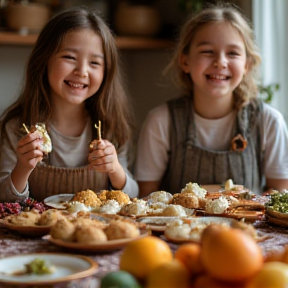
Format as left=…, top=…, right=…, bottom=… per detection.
left=2, top=117, right=21, bottom=134
left=146, top=102, right=169, bottom=122
left=262, top=101, right=284, bottom=117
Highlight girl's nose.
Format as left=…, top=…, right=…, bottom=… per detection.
left=74, top=63, right=88, bottom=78
left=214, top=54, right=228, bottom=69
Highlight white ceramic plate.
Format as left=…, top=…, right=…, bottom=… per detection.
left=0, top=253, right=98, bottom=286
left=44, top=194, right=74, bottom=209
left=137, top=216, right=188, bottom=232
left=43, top=227, right=151, bottom=252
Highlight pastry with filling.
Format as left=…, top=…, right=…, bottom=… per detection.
left=120, top=199, right=148, bottom=216
left=147, top=191, right=173, bottom=204
left=181, top=182, right=207, bottom=198
left=29, top=123, right=52, bottom=154
left=75, top=226, right=107, bottom=244
left=37, top=209, right=65, bottom=226
left=5, top=210, right=40, bottom=226
left=105, top=220, right=140, bottom=240
left=98, top=190, right=130, bottom=206
left=161, top=204, right=188, bottom=217
left=49, top=217, right=75, bottom=241
left=172, top=193, right=199, bottom=209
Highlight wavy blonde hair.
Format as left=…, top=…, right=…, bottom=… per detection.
left=166, top=3, right=261, bottom=109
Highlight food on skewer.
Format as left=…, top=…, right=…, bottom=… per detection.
left=89, top=120, right=102, bottom=151
left=23, top=123, right=52, bottom=154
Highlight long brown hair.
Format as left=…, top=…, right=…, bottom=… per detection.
left=0, top=6, right=134, bottom=148
left=166, top=3, right=262, bottom=109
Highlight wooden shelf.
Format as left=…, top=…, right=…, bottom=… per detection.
left=0, top=32, right=173, bottom=50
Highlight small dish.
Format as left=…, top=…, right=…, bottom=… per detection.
left=137, top=216, right=186, bottom=232
left=44, top=194, right=74, bottom=209
left=0, top=253, right=98, bottom=286
left=0, top=219, right=52, bottom=237
left=265, top=214, right=288, bottom=227
left=265, top=207, right=288, bottom=219
left=43, top=227, right=151, bottom=252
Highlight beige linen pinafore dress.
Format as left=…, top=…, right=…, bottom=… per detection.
left=161, top=96, right=263, bottom=194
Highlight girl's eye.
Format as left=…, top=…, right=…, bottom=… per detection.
left=91, top=61, right=101, bottom=65
left=228, top=51, right=240, bottom=56
left=200, top=50, right=213, bottom=54
left=63, top=55, right=75, bottom=60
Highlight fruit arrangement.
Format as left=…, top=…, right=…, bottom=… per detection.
left=100, top=225, right=288, bottom=288
left=0, top=198, right=46, bottom=219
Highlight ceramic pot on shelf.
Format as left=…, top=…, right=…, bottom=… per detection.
left=114, top=3, right=161, bottom=37
left=5, top=1, right=51, bottom=34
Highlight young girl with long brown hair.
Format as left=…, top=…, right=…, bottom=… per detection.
left=0, top=7, right=138, bottom=202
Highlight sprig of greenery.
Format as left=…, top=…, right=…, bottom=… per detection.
left=258, top=83, right=280, bottom=104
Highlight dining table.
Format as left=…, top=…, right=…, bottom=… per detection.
left=1, top=218, right=288, bottom=288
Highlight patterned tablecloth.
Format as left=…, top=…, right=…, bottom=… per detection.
left=0, top=220, right=288, bottom=288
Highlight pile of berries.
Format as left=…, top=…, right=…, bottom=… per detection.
left=0, top=198, right=46, bottom=219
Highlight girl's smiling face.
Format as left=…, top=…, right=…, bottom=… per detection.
left=47, top=28, right=105, bottom=106
left=180, top=21, right=248, bottom=103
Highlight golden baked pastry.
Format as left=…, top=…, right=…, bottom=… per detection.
left=71, top=189, right=102, bottom=207
left=37, top=209, right=65, bottom=226
left=172, top=193, right=199, bottom=209
left=98, top=190, right=130, bottom=206
left=73, top=217, right=107, bottom=229
left=5, top=210, right=40, bottom=226
left=75, top=226, right=107, bottom=244
left=50, top=217, right=75, bottom=241
left=105, top=220, right=140, bottom=240
left=161, top=205, right=188, bottom=217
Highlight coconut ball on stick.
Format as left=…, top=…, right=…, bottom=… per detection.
left=23, top=123, right=52, bottom=155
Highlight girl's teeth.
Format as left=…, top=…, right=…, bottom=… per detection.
left=209, top=75, right=227, bottom=80
left=68, top=82, right=84, bottom=88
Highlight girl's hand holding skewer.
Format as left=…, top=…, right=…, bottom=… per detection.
left=16, top=125, right=44, bottom=171
left=88, top=120, right=126, bottom=190
left=88, top=139, right=121, bottom=175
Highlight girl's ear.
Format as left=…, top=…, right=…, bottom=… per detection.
left=244, top=58, right=252, bottom=75
left=179, top=53, right=190, bottom=73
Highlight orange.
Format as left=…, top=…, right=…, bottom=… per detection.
left=146, top=259, right=190, bottom=288
left=193, top=274, right=246, bottom=288
left=200, top=225, right=263, bottom=282
left=174, top=243, right=204, bottom=276
left=280, top=245, right=288, bottom=263
left=264, top=249, right=284, bottom=262
left=245, top=261, right=288, bottom=288
left=119, top=236, right=173, bottom=279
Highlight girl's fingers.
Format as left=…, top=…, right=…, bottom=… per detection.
left=17, top=140, right=43, bottom=155
left=18, top=131, right=41, bottom=146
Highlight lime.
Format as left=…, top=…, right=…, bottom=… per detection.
left=100, top=270, right=141, bottom=288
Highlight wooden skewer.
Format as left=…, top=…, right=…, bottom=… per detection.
left=94, top=120, right=101, bottom=141
left=23, top=123, right=30, bottom=134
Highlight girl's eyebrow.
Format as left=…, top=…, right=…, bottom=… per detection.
left=60, top=48, right=104, bottom=58
left=196, top=42, right=244, bottom=50
left=196, top=41, right=212, bottom=47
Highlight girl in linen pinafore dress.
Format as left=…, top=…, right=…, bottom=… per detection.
left=161, top=96, right=263, bottom=195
